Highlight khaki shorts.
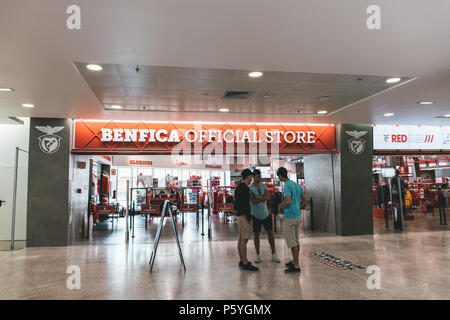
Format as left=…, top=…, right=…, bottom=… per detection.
left=282, top=218, right=301, bottom=248
left=238, top=215, right=252, bottom=240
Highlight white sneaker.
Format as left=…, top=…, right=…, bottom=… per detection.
left=255, top=254, right=262, bottom=263
left=272, top=253, right=280, bottom=263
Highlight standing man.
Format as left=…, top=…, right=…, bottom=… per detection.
left=277, top=167, right=307, bottom=274
left=235, top=168, right=258, bottom=271
left=250, top=169, right=280, bottom=263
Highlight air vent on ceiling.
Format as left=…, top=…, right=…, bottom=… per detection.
left=222, top=91, right=253, bottom=99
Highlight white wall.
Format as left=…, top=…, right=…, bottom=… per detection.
left=0, top=118, right=29, bottom=240
left=69, top=154, right=90, bottom=242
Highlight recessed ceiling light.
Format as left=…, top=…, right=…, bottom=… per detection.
left=263, top=94, right=271, bottom=99
left=219, top=108, right=230, bottom=112
left=386, top=77, right=401, bottom=84
left=384, top=113, right=394, bottom=117
left=22, top=103, right=34, bottom=108
left=418, top=101, right=435, bottom=105
left=87, top=64, right=103, bottom=71
left=0, top=87, right=13, bottom=92
left=317, top=110, right=328, bottom=114
left=248, top=71, right=263, bottom=78
left=110, top=105, right=122, bottom=109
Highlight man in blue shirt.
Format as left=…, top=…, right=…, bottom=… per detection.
left=277, top=167, right=307, bottom=274
left=250, top=169, right=280, bottom=264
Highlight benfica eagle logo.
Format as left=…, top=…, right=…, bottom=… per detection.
left=345, top=130, right=367, bottom=155
left=35, top=126, right=65, bottom=154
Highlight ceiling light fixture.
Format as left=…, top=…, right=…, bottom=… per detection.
left=0, top=87, right=13, bottom=92
left=444, top=114, right=450, bottom=118
left=263, top=94, right=271, bottom=99
left=248, top=71, right=263, bottom=78
left=418, top=101, right=435, bottom=105
left=384, top=113, right=394, bottom=117
left=87, top=64, right=103, bottom=71
left=110, top=105, right=122, bottom=109
left=386, top=77, right=401, bottom=84
left=22, top=103, right=34, bottom=108
left=317, top=110, right=328, bottom=114
left=219, top=108, right=230, bottom=112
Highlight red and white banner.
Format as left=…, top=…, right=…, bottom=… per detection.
left=373, top=125, right=450, bottom=150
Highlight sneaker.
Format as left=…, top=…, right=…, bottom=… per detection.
left=242, top=263, right=259, bottom=271
left=285, top=261, right=294, bottom=267
left=272, top=253, right=280, bottom=263
left=239, top=261, right=253, bottom=268
left=284, top=265, right=301, bottom=273
left=255, top=254, right=262, bottom=263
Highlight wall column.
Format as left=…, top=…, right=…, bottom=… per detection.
left=26, top=118, right=71, bottom=247
left=304, top=124, right=373, bottom=236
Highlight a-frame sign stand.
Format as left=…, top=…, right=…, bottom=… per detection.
left=149, top=200, right=186, bottom=272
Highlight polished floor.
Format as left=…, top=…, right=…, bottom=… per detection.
left=373, top=207, right=450, bottom=234
left=1, top=213, right=450, bottom=299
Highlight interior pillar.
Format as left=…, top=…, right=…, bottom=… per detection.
left=26, top=118, right=71, bottom=247
left=304, top=124, right=373, bottom=236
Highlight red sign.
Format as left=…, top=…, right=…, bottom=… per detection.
left=72, top=120, right=335, bottom=155
left=390, top=134, right=434, bottom=143
left=205, top=164, right=222, bottom=169
left=129, top=160, right=153, bottom=166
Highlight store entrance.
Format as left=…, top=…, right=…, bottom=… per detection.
left=71, top=154, right=306, bottom=246
left=372, top=155, right=450, bottom=234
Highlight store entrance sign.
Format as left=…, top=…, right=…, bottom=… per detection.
left=99, top=127, right=318, bottom=144
left=373, top=125, right=450, bottom=150
left=72, top=120, right=335, bottom=155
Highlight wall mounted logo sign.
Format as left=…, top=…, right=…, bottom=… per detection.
left=35, top=126, right=65, bottom=154
left=345, top=130, right=368, bottom=155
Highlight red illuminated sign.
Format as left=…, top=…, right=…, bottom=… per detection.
left=72, top=120, right=335, bottom=155
left=390, top=134, right=434, bottom=143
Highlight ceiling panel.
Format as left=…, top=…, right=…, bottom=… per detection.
left=91, top=86, right=126, bottom=97
left=196, top=69, right=237, bottom=80
left=84, top=74, right=122, bottom=87
left=193, top=79, right=232, bottom=90
left=120, top=75, right=158, bottom=88
left=74, top=62, right=412, bottom=116
left=116, top=64, right=156, bottom=76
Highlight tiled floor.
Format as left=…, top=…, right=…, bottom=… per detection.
left=1, top=213, right=450, bottom=300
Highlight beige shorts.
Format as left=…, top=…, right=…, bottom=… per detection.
left=238, top=215, right=252, bottom=240
left=282, top=218, right=301, bottom=248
